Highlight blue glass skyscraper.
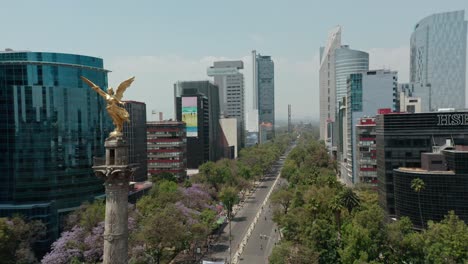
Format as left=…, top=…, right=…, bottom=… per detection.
left=410, top=10, right=467, bottom=111
left=335, top=45, right=369, bottom=106
left=0, top=51, right=112, bottom=249
left=255, top=54, right=275, bottom=142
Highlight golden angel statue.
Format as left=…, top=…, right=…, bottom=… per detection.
left=81, top=76, right=135, bottom=138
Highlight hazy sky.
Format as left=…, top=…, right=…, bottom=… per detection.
left=2, top=0, right=468, bottom=121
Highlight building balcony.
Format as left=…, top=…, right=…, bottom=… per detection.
left=360, top=167, right=377, bottom=172
left=359, top=159, right=377, bottom=165
left=147, top=147, right=184, bottom=152
left=148, top=159, right=183, bottom=163
left=148, top=142, right=185, bottom=148
left=148, top=153, right=184, bottom=159
left=148, top=169, right=185, bottom=175
left=148, top=138, right=184, bottom=143
left=149, top=163, right=184, bottom=169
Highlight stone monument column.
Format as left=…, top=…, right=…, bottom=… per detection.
left=82, top=75, right=136, bottom=264
left=93, top=136, right=134, bottom=264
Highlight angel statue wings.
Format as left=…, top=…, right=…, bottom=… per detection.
left=81, top=76, right=135, bottom=138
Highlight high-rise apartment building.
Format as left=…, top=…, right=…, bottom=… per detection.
left=0, top=51, right=112, bottom=249
left=174, top=81, right=222, bottom=168
left=410, top=10, right=467, bottom=111
left=147, top=121, right=187, bottom=179
left=319, top=26, right=342, bottom=142
left=355, top=117, right=377, bottom=186
left=253, top=51, right=275, bottom=143
left=344, top=70, right=397, bottom=185
left=123, top=100, right=147, bottom=182
left=207, top=60, right=245, bottom=152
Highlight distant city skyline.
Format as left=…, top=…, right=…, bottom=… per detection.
left=1, top=0, right=468, bottom=120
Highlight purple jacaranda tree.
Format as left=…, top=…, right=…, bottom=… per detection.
left=176, top=201, right=201, bottom=225
left=82, top=222, right=104, bottom=263
left=41, top=226, right=85, bottom=264
left=179, top=184, right=214, bottom=212
left=42, top=216, right=137, bottom=264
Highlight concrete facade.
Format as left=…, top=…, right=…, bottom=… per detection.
left=208, top=61, right=245, bottom=152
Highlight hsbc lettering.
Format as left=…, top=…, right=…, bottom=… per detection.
left=437, top=114, right=468, bottom=126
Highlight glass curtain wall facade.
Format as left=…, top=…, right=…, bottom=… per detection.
left=256, top=54, right=275, bottom=142
left=123, top=101, right=147, bottom=182
left=335, top=46, right=369, bottom=106
left=345, top=70, right=396, bottom=185
left=332, top=46, right=369, bottom=155
left=0, top=51, right=112, bottom=249
left=394, top=146, right=468, bottom=229
left=410, top=10, right=467, bottom=111
left=174, top=81, right=221, bottom=167
left=376, top=111, right=468, bottom=216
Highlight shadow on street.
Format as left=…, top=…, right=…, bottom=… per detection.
left=232, top=216, right=247, bottom=222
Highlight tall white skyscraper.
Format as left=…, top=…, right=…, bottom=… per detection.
left=252, top=50, right=258, bottom=110
left=410, top=10, right=467, bottom=111
left=319, top=26, right=342, bottom=142
left=208, top=60, right=245, bottom=150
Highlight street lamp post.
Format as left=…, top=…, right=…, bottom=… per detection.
left=228, top=204, right=232, bottom=264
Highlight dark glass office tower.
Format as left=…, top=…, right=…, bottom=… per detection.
left=256, top=54, right=275, bottom=142
left=174, top=81, right=222, bottom=168
left=0, top=51, right=112, bottom=250
left=376, top=111, right=468, bottom=217
left=394, top=144, right=468, bottom=229
left=123, top=100, right=147, bottom=182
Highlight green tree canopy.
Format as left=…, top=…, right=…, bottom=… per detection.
left=0, top=216, right=45, bottom=264
left=219, top=186, right=238, bottom=218
left=423, top=211, right=468, bottom=263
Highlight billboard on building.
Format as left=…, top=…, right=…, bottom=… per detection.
left=182, top=96, right=198, bottom=137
